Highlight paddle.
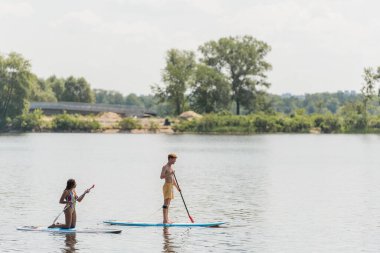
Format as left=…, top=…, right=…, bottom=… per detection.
left=173, top=173, right=194, bottom=223
left=52, top=184, right=95, bottom=224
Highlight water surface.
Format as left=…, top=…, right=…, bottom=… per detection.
left=1, top=133, right=380, bottom=252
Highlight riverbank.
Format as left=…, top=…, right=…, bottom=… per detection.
left=38, top=112, right=175, bottom=134
left=0, top=111, right=174, bottom=133
left=4, top=110, right=380, bottom=134
left=172, top=113, right=380, bottom=134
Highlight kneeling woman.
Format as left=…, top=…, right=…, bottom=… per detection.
left=49, top=179, right=92, bottom=229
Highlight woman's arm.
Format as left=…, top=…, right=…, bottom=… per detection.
left=77, top=189, right=90, bottom=202
left=59, top=190, right=69, bottom=204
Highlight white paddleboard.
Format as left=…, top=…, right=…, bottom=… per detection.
left=17, top=226, right=122, bottom=234
left=104, top=220, right=224, bottom=227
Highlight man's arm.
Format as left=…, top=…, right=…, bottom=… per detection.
left=160, top=166, right=166, bottom=179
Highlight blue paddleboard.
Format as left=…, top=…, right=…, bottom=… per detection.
left=104, top=220, right=224, bottom=227
left=17, top=226, right=122, bottom=234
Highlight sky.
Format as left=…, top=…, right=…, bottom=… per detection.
left=1, top=0, right=379, bottom=96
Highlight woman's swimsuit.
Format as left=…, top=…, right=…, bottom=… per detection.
left=65, top=191, right=78, bottom=210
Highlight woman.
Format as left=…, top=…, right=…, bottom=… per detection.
left=49, top=179, right=91, bottom=229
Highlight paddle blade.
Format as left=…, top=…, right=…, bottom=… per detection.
left=189, top=216, right=195, bottom=223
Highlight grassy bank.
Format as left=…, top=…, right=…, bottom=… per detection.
left=173, top=113, right=380, bottom=134
left=4, top=110, right=170, bottom=133
left=4, top=110, right=380, bottom=134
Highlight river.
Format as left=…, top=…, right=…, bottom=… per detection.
left=1, top=133, right=380, bottom=252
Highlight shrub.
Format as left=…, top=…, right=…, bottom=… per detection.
left=368, top=116, right=380, bottom=129
left=119, top=117, right=142, bottom=131
left=319, top=115, right=342, bottom=133
left=312, top=114, right=342, bottom=133
left=52, top=113, right=101, bottom=132
left=52, top=113, right=78, bottom=131
left=149, top=121, right=159, bottom=132
left=253, top=115, right=279, bottom=132
left=12, top=109, right=44, bottom=131
left=287, top=116, right=312, bottom=133
left=342, top=114, right=367, bottom=132
left=172, top=119, right=197, bottom=132
left=76, top=119, right=101, bottom=131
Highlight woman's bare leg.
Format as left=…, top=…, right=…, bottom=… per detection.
left=50, top=209, right=73, bottom=228
left=70, top=210, right=77, bottom=228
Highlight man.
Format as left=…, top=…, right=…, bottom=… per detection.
left=160, top=153, right=181, bottom=224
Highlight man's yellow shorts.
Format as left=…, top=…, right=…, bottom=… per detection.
left=163, top=183, right=174, bottom=200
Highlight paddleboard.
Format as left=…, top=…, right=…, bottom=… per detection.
left=17, top=226, right=122, bottom=234
left=104, top=221, right=224, bottom=227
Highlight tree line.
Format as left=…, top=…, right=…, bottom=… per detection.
left=1, top=35, right=380, bottom=130
left=152, top=36, right=380, bottom=119
left=0, top=52, right=166, bottom=127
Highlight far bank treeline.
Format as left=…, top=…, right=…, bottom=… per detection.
left=1, top=35, right=380, bottom=133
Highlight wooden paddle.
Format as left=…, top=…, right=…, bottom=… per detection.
left=52, top=184, right=95, bottom=224
left=173, top=173, right=194, bottom=223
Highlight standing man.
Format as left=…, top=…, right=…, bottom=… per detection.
left=160, top=153, right=181, bottom=224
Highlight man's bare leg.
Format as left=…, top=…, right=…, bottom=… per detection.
left=163, top=198, right=171, bottom=224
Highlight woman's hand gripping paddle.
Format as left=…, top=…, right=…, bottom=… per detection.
left=173, top=173, right=194, bottom=223
left=78, top=184, right=95, bottom=199
left=52, top=184, right=95, bottom=224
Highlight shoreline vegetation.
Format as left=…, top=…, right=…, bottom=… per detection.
left=1, top=36, right=380, bottom=134
left=3, top=109, right=380, bottom=134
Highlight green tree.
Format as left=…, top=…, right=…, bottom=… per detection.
left=61, top=76, right=95, bottom=103
left=94, top=89, right=124, bottom=104
left=199, top=35, right=272, bottom=115
left=94, top=89, right=108, bottom=103
left=29, top=75, right=57, bottom=102
left=254, top=91, right=275, bottom=114
left=152, top=49, right=196, bottom=115
left=109, top=91, right=124, bottom=104
left=190, top=64, right=231, bottom=113
left=279, top=96, right=300, bottom=114
left=125, top=93, right=144, bottom=107
left=139, top=95, right=155, bottom=110
left=326, top=98, right=339, bottom=113
left=46, top=75, right=65, bottom=101
left=361, top=67, right=380, bottom=124
left=0, top=52, right=33, bottom=126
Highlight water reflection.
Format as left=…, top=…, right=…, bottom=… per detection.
left=162, top=227, right=192, bottom=253
left=162, top=227, right=175, bottom=253
left=62, top=234, right=77, bottom=253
